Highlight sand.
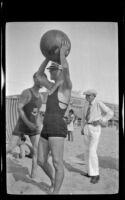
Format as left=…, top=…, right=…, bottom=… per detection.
left=6, top=127, right=119, bottom=195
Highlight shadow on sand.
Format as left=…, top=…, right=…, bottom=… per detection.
left=7, top=158, right=51, bottom=194
left=64, top=153, right=118, bottom=177
left=76, top=153, right=119, bottom=171
left=63, top=160, right=86, bottom=176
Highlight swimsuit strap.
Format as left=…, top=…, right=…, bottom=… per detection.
left=54, top=86, right=68, bottom=106
left=58, top=100, right=69, bottom=106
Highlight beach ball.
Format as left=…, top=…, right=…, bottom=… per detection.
left=40, top=30, right=71, bottom=64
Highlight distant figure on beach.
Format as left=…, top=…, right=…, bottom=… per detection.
left=36, top=40, right=72, bottom=194
left=67, top=109, right=75, bottom=142
left=6, top=71, right=48, bottom=178
left=81, top=89, right=114, bottom=184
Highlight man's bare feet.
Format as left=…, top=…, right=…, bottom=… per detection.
left=49, top=178, right=55, bottom=192
left=51, top=190, right=60, bottom=194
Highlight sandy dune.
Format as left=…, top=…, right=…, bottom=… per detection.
left=6, top=127, right=119, bottom=194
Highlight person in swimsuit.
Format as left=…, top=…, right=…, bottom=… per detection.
left=36, top=40, right=72, bottom=194
left=6, top=72, right=48, bottom=178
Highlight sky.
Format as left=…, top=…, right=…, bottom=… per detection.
left=6, top=22, right=118, bottom=104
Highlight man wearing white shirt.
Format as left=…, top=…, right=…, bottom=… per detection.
left=81, top=89, right=114, bottom=184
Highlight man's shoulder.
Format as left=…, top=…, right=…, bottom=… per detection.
left=22, top=88, right=31, bottom=94
left=96, top=99, right=105, bottom=106
left=93, top=99, right=102, bottom=105
left=20, top=88, right=31, bottom=98
left=96, top=100, right=109, bottom=111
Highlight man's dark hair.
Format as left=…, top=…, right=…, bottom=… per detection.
left=21, top=135, right=26, bottom=142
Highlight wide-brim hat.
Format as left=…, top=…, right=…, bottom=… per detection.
left=83, top=89, right=97, bottom=96
left=47, top=62, right=60, bottom=70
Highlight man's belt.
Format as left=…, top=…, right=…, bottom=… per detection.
left=87, top=120, right=100, bottom=126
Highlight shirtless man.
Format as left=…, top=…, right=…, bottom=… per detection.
left=36, top=40, right=72, bottom=194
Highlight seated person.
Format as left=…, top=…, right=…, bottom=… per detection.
left=12, top=135, right=33, bottom=159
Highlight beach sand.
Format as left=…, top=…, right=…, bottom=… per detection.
left=6, top=127, right=119, bottom=194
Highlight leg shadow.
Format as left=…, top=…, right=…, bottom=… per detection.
left=76, top=153, right=119, bottom=171
left=63, top=160, right=85, bottom=174
left=7, top=158, right=29, bottom=175
left=13, top=173, right=51, bottom=194
left=99, top=156, right=119, bottom=171
left=7, top=158, right=51, bottom=194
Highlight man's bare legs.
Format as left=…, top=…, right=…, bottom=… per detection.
left=70, top=131, right=74, bottom=142
left=37, top=137, right=54, bottom=188
left=67, top=131, right=73, bottom=141
left=49, top=137, right=64, bottom=194
left=30, top=134, right=40, bottom=178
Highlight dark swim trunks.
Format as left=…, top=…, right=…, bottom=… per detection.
left=12, top=118, right=40, bottom=137
left=41, top=114, right=67, bottom=140
left=40, top=88, right=69, bottom=140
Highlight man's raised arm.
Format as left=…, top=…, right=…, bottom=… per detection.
left=60, top=41, right=72, bottom=89
left=36, top=58, right=49, bottom=76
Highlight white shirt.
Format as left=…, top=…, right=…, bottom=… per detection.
left=67, top=114, right=75, bottom=131
left=82, top=98, right=114, bottom=128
